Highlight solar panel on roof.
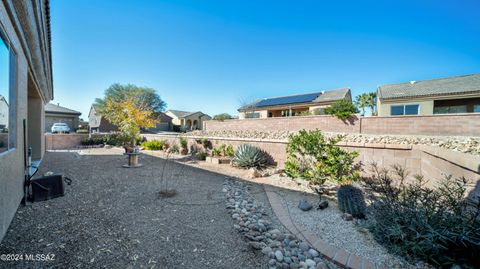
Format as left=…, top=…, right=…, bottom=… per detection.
left=255, top=92, right=321, bottom=107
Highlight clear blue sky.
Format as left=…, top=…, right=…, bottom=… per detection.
left=50, top=0, right=480, bottom=119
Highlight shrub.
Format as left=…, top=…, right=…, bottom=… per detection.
left=224, top=145, right=235, bottom=158
left=179, top=137, right=188, bottom=149
left=233, top=144, right=269, bottom=168
left=81, top=137, right=104, bottom=146
left=195, top=151, right=207, bottom=160
left=103, top=132, right=128, bottom=146
left=364, top=163, right=480, bottom=267
left=324, top=99, right=358, bottom=120
left=284, top=129, right=359, bottom=185
left=76, top=129, right=89, bottom=134
left=337, top=184, right=366, bottom=218
left=201, top=138, right=210, bottom=149
left=141, top=140, right=164, bottom=150
left=211, top=147, right=222, bottom=157
left=168, top=144, right=179, bottom=154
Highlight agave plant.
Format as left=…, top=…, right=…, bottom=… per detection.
left=233, top=144, right=269, bottom=168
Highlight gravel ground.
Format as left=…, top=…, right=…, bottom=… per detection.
left=0, top=150, right=268, bottom=268
left=274, top=188, right=414, bottom=269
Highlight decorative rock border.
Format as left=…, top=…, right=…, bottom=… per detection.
left=264, top=185, right=388, bottom=269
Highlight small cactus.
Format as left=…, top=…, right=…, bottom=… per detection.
left=233, top=144, right=269, bottom=168
left=337, top=184, right=366, bottom=218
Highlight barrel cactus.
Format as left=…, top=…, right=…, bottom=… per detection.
left=233, top=144, right=269, bottom=168
left=337, top=184, right=367, bottom=218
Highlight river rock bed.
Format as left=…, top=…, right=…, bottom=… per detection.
left=187, top=130, right=480, bottom=156
left=223, top=179, right=337, bottom=269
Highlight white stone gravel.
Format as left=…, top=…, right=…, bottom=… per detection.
left=275, top=189, right=418, bottom=269
left=186, top=130, right=480, bottom=156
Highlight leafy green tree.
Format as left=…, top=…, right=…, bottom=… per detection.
left=213, top=113, right=233, bottom=121
left=324, top=99, right=358, bottom=120
left=95, top=84, right=166, bottom=147
left=94, top=83, right=166, bottom=113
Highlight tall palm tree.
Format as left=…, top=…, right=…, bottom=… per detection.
left=366, top=92, right=377, bottom=116
left=354, top=94, right=368, bottom=116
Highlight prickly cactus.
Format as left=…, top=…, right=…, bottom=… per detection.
left=337, top=184, right=366, bottom=218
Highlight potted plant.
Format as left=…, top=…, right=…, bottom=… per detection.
left=179, top=137, right=188, bottom=155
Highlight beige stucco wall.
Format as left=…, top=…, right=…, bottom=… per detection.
left=377, top=98, right=434, bottom=116
left=0, top=1, right=51, bottom=241
left=0, top=1, right=31, bottom=241
left=165, top=111, right=181, bottom=125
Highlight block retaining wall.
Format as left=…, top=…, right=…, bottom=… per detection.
left=204, top=113, right=480, bottom=136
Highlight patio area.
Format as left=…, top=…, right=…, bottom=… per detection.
left=0, top=150, right=268, bottom=268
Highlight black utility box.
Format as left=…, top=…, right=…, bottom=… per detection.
left=29, top=173, right=65, bottom=202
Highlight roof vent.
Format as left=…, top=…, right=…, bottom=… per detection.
left=410, top=81, right=416, bottom=85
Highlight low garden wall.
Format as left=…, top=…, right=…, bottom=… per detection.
left=204, top=113, right=480, bottom=136
left=45, top=134, right=89, bottom=150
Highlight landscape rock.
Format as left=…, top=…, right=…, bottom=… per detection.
left=317, top=200, right=329, bottom=210
left=298, top=200, right=313, bottom=211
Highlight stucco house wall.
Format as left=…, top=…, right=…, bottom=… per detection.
left=0, top=1, right=53, bottom=241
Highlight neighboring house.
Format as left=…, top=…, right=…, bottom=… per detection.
left=1, top=0, right=53, bottom=241
left=238, top=88, right=352, bottom=119
left=0, top=95, right=8, bottom=130
left=45, top=103, right=81, bottom=132
left=165, top=110, right=212, bottom=131
left=146, top=112, right=173, bottom=132
left=88, top=104, right=118, bottom=133
left=377, top=74, right=480, bottom=116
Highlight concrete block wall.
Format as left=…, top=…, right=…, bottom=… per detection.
left=205, top=115, right=361, bottom=133
left=360, top=113, right=480, bottom=136
left=204, top=113, right=480, bottom=136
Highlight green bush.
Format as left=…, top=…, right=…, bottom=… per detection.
left=179, top=137, right=188, bottom=149
left=141, top=140, right=165, bottom=150
left=168, top=144, right=179, bottom=154
left=364, top=163, right=480, bottom=268
left=284, top=129, right=359, bottom=185
left=224, top=144, right=235, bottom=157
left=211, top=147, right=222, bottom=157
left=233, top=144, right=269, bottom=168
left=324, top=99, right=358, bottom=120
left=81, top=137, right=104, bottom=146
left=76, top=129, right=89, bottom=134
left=195, top=151, right=207, bottom=160
left=103, top=132, right=127, bottom=146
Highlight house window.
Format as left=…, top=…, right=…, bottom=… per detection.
left=0, top=31, right=15, bottom=153
left=434, top=105, right=467, bottom=114
left=245, top=112, right=260, bottom=118
left=474, top=105, right=480, bottom=113
left=390, top=104, right=419, bottom=116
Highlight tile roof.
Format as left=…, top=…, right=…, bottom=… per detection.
left=378, top=73, right=480, bottom=100
left=45, top=103, right=81, bottom=115
left=239, top=88, right=350, bottom=110
left=167, top=110, right=205, bottom=118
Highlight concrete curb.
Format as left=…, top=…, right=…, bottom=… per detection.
left=263, top=185, right=388, bottom=269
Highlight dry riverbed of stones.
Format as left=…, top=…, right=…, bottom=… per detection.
left=223, top=179, right=337, bottom=269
